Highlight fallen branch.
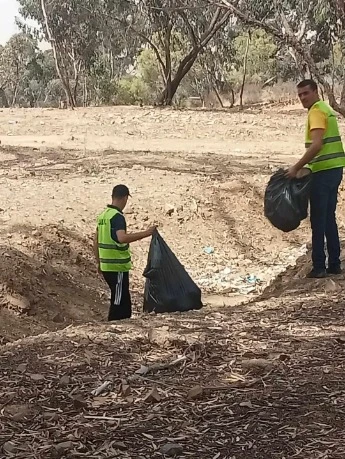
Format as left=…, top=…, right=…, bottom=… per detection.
left=205, top=369, right=275, bottom=391
left=128, top=356, right=187, bottom=382
left=91, top=380, right=112, bottom=396
left=83, top=415, right=121, bottom=425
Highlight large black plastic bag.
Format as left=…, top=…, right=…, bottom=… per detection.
left=264, top=168, right=312, bottom=232
left=143, top=231, right=203, bottom=314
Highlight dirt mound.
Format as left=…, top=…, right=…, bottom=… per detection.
left=0, top=224, right=107, bottom=342
left=258, top=243, right=345, bottom=303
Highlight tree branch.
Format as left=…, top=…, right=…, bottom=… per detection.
left=207, top=6, right=222, bottom=33
left=150, top=5, right=209, bottom=12
left=80, top=5, right=167, bottom=76
left=217, top=0, right=283, bottom=40
left=113, top=17, right=167, bottom=75
left=164, top=20, right=173, bottom=86
left=173, top=9, right=231, bottom=85
left=296, top=20, right=306, bottom=42
left=200, top=9, right=231, bottom=48
left=218, top=0, right=345, bottom=115
left=179, top=11, right=199, bottom=47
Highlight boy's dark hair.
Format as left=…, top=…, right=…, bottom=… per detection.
left=297, top=79, right=318, bottom=91
left=112, top=184, right=131, bottom=198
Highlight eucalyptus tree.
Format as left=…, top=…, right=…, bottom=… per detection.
left=218, top=0, right=345, bottom=116
left=107, top=1, right=233, bottom=105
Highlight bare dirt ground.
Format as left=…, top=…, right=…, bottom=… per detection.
left=0, top=105, right=345, bottom=458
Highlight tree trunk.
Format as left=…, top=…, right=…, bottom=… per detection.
left=11, top=84, right=18, bottom=107
left=320, top=86, right=325, bottom=101
left=41, top=0, right=75, bottom=109
left=163, top=22, right=173, bottom=105
left=157, top=8, right=231, bottom=105
left=73, top=74, right=79, bottom=107
left=213, top=86, right=224, bottom=108
left=0, top=88, right=9, bottom=108
left=83, top=75, right=87, bottom=107
left=229, top=88, right=235, bottom=108
left=58, top=50, right=76, bottom=107
left=239, top=32, right=250, bottom=109
left=159, top=52, right=199, bottom=105
left=72, top=58, right=82, bottom=106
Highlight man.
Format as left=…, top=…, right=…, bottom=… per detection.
left=287, top=79, right=345, bottom=278
left=94, top=185, right=156, bottom=320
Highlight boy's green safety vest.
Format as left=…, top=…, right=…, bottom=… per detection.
left=306, top=100, right=345, bottom=172
left=97, top=207, right=132, bottom=272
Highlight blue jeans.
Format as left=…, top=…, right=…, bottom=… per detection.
left=310, top=167, right=343, bottom=270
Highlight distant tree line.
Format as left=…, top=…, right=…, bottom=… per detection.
left=0, top=0, right=344, bottom=114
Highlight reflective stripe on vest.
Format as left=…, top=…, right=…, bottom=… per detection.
left=310, top=152, right=345, bottom=164
left=97, top=207, right=132, bottom=272
left=99, top=257, right=131, bottom=264
left=306, top=101, right=345, bottom=173
left=98, top=242, right=129, bottom=251
left=305, top=135, right=342, bottom=148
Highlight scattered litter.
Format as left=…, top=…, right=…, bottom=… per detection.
left=246, top=274, right=258, bottom=284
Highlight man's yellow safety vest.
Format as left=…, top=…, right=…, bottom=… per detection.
left=97, top=207, right=132, bottom=272
left=306, top=100, right=345, bottom=172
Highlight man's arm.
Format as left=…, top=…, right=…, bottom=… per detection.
left=93, top=228, right=100, bottom=268
left=111, top=213, right=156, bottom=244
left=287, top=107, right=327, bottom=178
left=117, top=226, right=156, bottom=244
left=287, top=128, right=325, bottom=177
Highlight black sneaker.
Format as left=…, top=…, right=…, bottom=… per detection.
left=306, top=269, right=327, bottom=279
left=326, top=266, right=342, bottom=275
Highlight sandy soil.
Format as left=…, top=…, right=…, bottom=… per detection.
left=0, top=105, right=345, bottom=458
left=0, top=104, right=333, bottom=339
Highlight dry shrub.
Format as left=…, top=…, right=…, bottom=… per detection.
left=242, top=83, right=263, bottom=105
left=263, top=81, right=297, bottom=104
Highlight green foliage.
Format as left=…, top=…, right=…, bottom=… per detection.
left=45, top=79, right=65, bottom=104
left=116, top=77, right=151, bottom=105
left=0, top=33, right=55, bottom=106
left=18, top=0, right=103, bottom=68
left=1, top=0, right=345, bottom=108
left=232, top=30, right=277, bottom=82
left=92, top=76, right=118, bottom=105
left=137, top=48, right=162, bottom=90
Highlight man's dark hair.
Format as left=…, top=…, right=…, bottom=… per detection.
left=297, top=79, right=318, bottom=91
left=112, top=184, right=131, bottom=198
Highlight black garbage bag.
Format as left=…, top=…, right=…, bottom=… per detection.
left=143, top=231, right=203, bottom=314
left=264, top=168, right=312, bottom=232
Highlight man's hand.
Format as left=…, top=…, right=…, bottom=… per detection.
left=286, top=165, right=299, bottom=179
left=146, top=225, right=157, bottom=237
